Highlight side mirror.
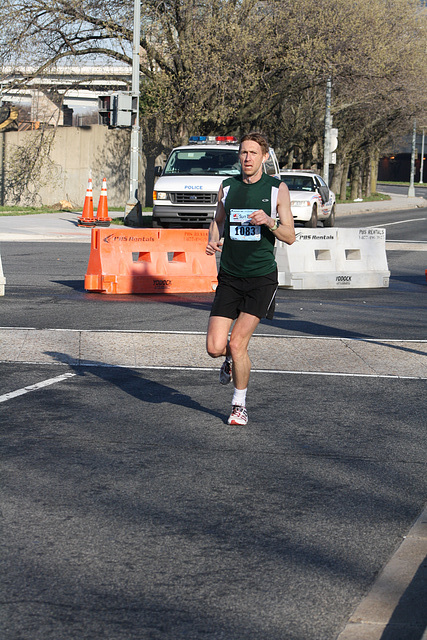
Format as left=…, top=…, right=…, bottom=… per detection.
left=154, top=166, right=163, bottom=177
left=318, top=185, right=330, bottom=204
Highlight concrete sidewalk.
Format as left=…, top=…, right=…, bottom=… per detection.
left=336, top=192, right=426, bottom=216
left=0, top=210, right=111, bottom=242
left=0, top=329, right=426, bottom=380
left=0, top=193, right=425, bottom=243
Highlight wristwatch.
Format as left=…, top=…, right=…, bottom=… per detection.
left=270, top=219, right=279, bottom=231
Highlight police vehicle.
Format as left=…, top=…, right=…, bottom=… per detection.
left=279, top=169, right=336, bottom=227
left=152, top=136, right=280, bottom=228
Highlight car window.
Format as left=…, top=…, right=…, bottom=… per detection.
left=164, top=149, right=240, bottom=175
left=280, top=175, right=315, bottom=192
left=263, top=148, right=280, bottom=176
left=263, top=154, right=277, bottom=176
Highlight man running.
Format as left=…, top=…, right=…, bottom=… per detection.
left=206, top=132, right=296, bottom=426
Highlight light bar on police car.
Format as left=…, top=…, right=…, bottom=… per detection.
left=188, top=135, right=238, bottom=144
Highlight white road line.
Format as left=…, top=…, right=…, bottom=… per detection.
left=0, top=372, right=76, bottom=404
left=370, top=217, right=427, bottom=227
left=74, top=363, right=425, bottom=380
left=6, top=360, right=424, bottom=380
left=387, top=239, right=427, bottom=242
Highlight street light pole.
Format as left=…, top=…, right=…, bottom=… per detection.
left=420, top=129, right=425, bottom=185
left=408, top=119, right=416, bottom=197
left=125, top=0, right=141, bottom=222
left=323, top=77, right=332, bottom=186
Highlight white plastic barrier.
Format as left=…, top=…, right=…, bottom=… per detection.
left=276, top=228, right=390, bottom=289
left=0, top=250, right=5, bottom=296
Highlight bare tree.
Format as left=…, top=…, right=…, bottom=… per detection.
left=1, top=0, right=426, bottom=201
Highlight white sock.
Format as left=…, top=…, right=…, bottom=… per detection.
left=232, top=387, right=247, bottom=407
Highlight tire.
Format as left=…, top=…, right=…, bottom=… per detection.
left=323, top=204, right=335, bottom=228
left=304, top=205, right=318, bottom=228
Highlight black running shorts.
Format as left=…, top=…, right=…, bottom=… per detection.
left=210, top=268, right=278, bottom=320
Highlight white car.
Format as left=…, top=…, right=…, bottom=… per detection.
left=279, top=170, right=336, bottom=227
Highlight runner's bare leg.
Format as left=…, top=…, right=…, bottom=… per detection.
left=228, top=312, right=260, bottom=390
left=206, top=316, right=234, bottom=359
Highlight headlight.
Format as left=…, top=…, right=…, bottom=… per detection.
left=291, top=200, right=310, bottom=207
left=153, top=191, right=167, bottom=200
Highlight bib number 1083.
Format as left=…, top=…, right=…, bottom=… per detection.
left=235, top=225, right=257, bottom=238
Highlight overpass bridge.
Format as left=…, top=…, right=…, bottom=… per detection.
left=1, top=65, right=133, bottom=124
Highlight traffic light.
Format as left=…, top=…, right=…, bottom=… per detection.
left=98, top=93, right=138, bottom=128
left=98, top=94, right=112, bottom=126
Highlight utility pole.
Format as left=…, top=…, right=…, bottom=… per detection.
left=0, top=83, right=4, bottom=206
left=420, top=129, right=425, bottom=184
left=124, top=0, right=141, bottom=222
left=323, top=77, right=332, bottom=187
left=408, top=119, right=416, bottom=197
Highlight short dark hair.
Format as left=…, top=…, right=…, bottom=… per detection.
left=240, top=132, right=269, bottom=155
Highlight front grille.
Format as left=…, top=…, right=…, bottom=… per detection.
left=177, top=213, right=209, bottom=221
left=170, top=192, right=217, bottom=204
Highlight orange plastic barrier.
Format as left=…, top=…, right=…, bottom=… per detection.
left=84, top=228, right=218, bottom=294
left=95, top=177, right=112, bottom=227
left=77, top=177, right=95, bottom=227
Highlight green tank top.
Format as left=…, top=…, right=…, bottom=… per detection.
left=220, top=173, right=281, bottom=277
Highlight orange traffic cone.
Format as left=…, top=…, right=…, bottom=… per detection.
left=95, top=178, right=112, bottom=227
left=78, top=177, right=96, bottom=227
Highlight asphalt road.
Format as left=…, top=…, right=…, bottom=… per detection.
left=1, top=362, right=426, bottom=640
left=0, top=207, right=426, bottom=640
left=377, top=183, right=427, bottom=200
left=0, top=209, right=426, bottom=339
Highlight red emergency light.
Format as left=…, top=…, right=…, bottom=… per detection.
left=215, top=136, right=237, bottom=143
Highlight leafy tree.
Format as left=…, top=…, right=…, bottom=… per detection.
left=270, top=0, right=427, bottom=195
left=1, top=0, right=426, bottom=203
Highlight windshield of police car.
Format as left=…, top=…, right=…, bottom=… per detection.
left=164, top=149, right=241, bottom=176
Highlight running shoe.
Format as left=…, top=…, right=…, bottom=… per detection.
left=227, top=405, right=248, bottom=426
left=219, top=358, right=232, bottom=385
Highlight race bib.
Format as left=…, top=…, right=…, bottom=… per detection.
left=229, top=209, right=261, bottom=241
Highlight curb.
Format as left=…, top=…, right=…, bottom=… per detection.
left=337, top=505, right=427, bottom=640
left=336, top=197, right=426, bottom=216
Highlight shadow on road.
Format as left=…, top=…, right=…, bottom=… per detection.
left=46, top=351, right=227, bottom=423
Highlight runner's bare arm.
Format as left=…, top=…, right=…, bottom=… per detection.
left=206, top=185, right=226, bottom=255
left=274, top=182, right=296, bottom=244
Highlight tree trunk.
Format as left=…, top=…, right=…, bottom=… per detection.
left=371, top=148, right=380, bottom=194
left=330, top=157, right=342, bottom=196
left=339, top=159, right=350, bottom=200
left=144, top=154, right=156, bottom=208
left=362, top=156, right=371, bottom=198
left=285, top=149, right=294, bottom=169
left=141, top=116, right=170, bottom=207
left=350, top=163, right=361, bottom=201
